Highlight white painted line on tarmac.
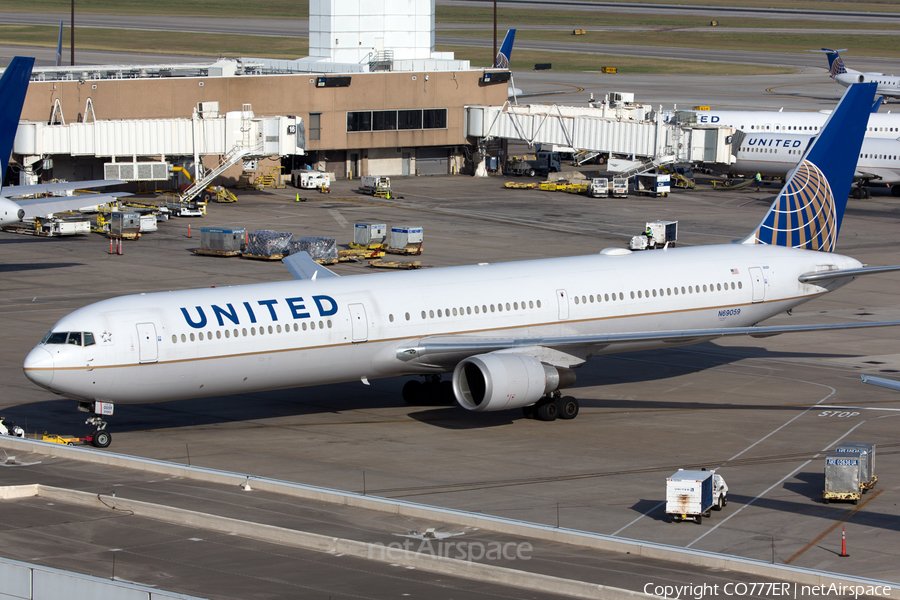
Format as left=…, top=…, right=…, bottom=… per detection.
left=611, top=502, right=665, bottom=537
left=816, top=405, right=900, bottom=412
left=328, top=209, right=349, bottom=228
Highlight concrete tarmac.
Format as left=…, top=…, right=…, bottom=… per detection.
left=2, top=170, right=900, bottom=596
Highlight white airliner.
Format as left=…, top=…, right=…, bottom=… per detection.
left=22, top=83, right=900, bottom=448
left=689, top=107, right=900, bottom=139
left=727, top=132, right=900, bottom=198
left=0, top=57, right=127, bottom=227
left=813, top=48, right=900, bottom=100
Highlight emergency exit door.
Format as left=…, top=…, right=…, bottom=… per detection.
left=349, top=304, right=368, bottom=342
left=556, top=289, right=569, bottom=320
left=136, top=323, right=158, bottom=363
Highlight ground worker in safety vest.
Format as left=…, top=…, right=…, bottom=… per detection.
left=644, top=225, right=654, bottom=248
left=755, top=172, right=762, bottom=191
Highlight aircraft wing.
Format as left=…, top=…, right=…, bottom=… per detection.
left=1, top=179, right=126, bottom=198
left=396, top=320, right=900, bottom=365
left=860, top=374, right=900, bottom=392
left=16, top=192, right=132, bottom=219
left=799, top=264, right=900, bottom=283
left=282, top=251, right=339, bottom=280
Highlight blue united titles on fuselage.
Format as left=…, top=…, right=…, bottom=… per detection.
left=746, top=137, right=803, bottom=148
left=180, top=295, right=338, bottom=328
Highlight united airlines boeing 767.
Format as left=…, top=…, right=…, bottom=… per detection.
left=22, top=83, right=900, bottom=447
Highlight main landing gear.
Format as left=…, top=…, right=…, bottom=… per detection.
left=522, top=391, right=580, bottom=422
left=78, top=401, right=113, bottom=448
left=402, top=376, right=456, bottom=405
left=851, top=183, right=871, bottom=199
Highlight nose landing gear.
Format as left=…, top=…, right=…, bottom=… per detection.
left=78, top=401, right=114, bottom=448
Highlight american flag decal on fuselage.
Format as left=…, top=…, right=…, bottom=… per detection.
left=754, top=160, right=837, bottom=252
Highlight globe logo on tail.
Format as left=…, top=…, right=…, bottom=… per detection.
left=830, top=55, right=847, bottom=77
left=495, top=52, right=510, bottom=70
left=754, top=160, right=837, bottom=252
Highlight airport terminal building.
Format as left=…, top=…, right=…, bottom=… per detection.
left=13, top=0, right=509, bottom=184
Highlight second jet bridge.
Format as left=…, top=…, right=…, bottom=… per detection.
left=466, top=103, right=735, bottom=168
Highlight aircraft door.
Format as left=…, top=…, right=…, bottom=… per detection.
left=349, top=303, right=368, bottom=342
left=136, top=323, right=158, bottom=363
left=556, top=289, right=569, bottom=320
left=749, top=267, right=765, bottom=303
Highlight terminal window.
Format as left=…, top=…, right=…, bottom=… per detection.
left=348, top=109, right=447, bottom=132
left=309, top=113, right=321, bottom=140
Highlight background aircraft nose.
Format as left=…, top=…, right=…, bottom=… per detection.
left=23, top=347, right=54, bottom=387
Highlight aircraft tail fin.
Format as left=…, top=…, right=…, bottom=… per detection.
left=872, top=95, right=883, bottom=113
left=742, top=82, right=876, bottom=252
left=0, top=57, right=35, bottom=189
left=495, top=29, right=516, bottom=69
left=812, top=48, right=853, bottom=79
left=56, top=22, right=64, bottom=67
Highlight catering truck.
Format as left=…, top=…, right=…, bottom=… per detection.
left=666, top=469, right=728, bottom=523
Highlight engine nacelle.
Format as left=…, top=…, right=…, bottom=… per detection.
left=452, top=353, right=575, bottom=412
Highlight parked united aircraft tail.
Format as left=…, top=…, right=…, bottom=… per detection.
left=812, top=48, right=900, bottom=99
left=494, top=29, right=515, bottom=69
left=0, top=56, right=128, bottom=226
left=22, top=83, right=900, bottom=448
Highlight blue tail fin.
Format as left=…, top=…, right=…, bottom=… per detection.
left=872, top=95, right=883, bottom=113
left=0, top=57, right=35, bottom=187
left=495, top=29, right=516, bottom=69
left=821, top=48, right=849, bottom=78
left=744, top=82, right=876, bottom=252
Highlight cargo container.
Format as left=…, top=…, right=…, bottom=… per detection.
left=389, top=226, right=424, bottom=249
left=835, top=443, right=877, bottom=491
left=200, top=227, right=246, bottom=254
left=353, top=222, right=387, bottom=247
left=824, top=452, right=862, bottom=504
left=633, top=173, right=671, bottom=197
left=110, top=212, right=141, bottom=238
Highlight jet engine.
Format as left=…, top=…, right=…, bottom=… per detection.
left=451, top=353, right=575, bottom=412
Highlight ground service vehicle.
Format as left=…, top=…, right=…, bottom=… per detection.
left=359, top=176, right=392, bottom=198
left=630, top=220, right=678, bottom=251
left=666, top=469, right=728, bottom=523
left=589, top=178, right=609, bottom=197
left=292, top=170, right=330, bottom=189
left=633, top=173, right=671, bottom=197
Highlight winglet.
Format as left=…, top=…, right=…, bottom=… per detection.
left=0, top=57, right=35, bottom=187
left=282, top=251, right=340, bottom=280
left=743, top=82, right=876, bottom=252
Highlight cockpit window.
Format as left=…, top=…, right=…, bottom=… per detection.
left=44, top=332, right=69, bottom=345
left=41, top=331, right=95, bottom=346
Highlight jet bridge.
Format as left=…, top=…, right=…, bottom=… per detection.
left=12, top=103, right=305, bottom=202
left=467, top=103, right=735, bottom=171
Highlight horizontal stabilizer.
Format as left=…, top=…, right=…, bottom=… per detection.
left=282, top=251, right=339, bottom=280
left=860, top=374, right=900, bottom=392
left=799, top=264, right=900, bottom=283
left=397, top=320, right=900, bottom=363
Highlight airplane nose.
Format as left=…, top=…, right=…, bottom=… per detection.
left=24, top=346, right=54, bottom=388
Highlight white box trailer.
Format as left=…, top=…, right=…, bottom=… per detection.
left=292, top=170, right=330, bottom=189
left=359, top=175, right=392, bottom=197
left=666, top=469, right=728, bottom=523
left=630, top=220, right=677, bottom=251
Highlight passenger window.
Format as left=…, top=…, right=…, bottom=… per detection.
left=491, top=304, right=496, bottom=312
left=302, top=322, right=308, bottom=331
left=514, top=302, right=519, bottom=310
left=83, top=332, right=96, bottom=346
left=190, top=333, right=196, bottom=341
left=475, top=306, right=480, bottom=314
left=506, top=303, right=511, bottom=311
left=537, top=300, right=542, bottom=307
left=406, top=312, right=411, bottom=320
left=438, top=309, right=443, bottom=317
left=390, top=314, right=395, bottom=322
left=311, top=322, right=316, bottom=330
left=575, top=296, right=580, bottom=305
left=529, top=301, right=534, bottom=309
left=200, top=332, right=206, bottom=340
left=466, top=307, right=471, bottom=315
left=172, top=335, right=177, bottom=343
left=498, top=304, right=503, bottom=312
left=452, top=308, right=457, bottom=316
left=604, top=294, right=609, bottom=301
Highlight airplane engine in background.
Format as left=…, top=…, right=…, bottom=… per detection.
left=451, top=353, right=576, bottom=412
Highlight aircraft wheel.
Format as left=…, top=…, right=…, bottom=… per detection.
left=92, top=430, right=111, bottom=449
left=402, top=380, right=424, bottom=404
left=558, top=396, right=579, bottom=420
left=892, top=185, right=900, bottom=197
left=864, top=187, right=871, bottom=199
left=852, top=188, right=862, bottom=199
left=536, top=400, right=558, bottom=422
